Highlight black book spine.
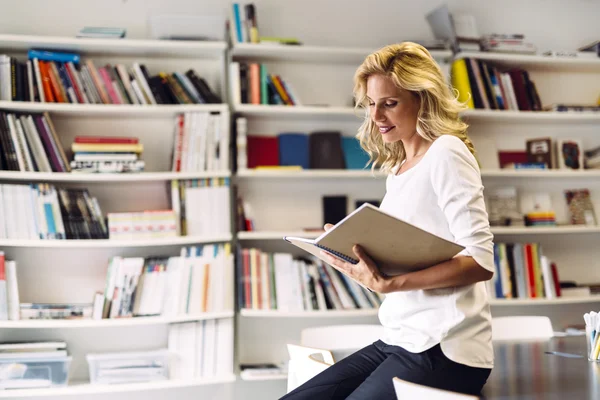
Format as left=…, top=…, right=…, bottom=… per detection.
left=185, top=69, right=221, bottom=103
left=0, top=112, right=20, bottom=170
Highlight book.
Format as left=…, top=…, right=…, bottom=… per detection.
left=284, top=203, right=464, bottom=277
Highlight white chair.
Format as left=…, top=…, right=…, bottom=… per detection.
left=286, top=344, right=334, bottom=392
left=286, top=324, right=384, bottom=393
left=491, top=316, right=554, bottom=341
left=393, top=377, right=478, bottom=399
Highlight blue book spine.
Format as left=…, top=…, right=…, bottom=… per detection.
left=232, top=3, right=243, bottom=43
left=28, top=49, right=80, bottom=64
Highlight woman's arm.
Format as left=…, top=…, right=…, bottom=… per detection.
left=321, top=245, right=492, bottom=294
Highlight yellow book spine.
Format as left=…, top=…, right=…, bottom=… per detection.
left=71, top=143, right=144, bottom=153
left=451, top=59, right=474, bottom=109
left=531, top=244, right=545, bottom=298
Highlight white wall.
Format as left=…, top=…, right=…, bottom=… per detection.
left=1, top=0, right=599, bottom=51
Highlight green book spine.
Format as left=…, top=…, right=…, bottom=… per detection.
left=260, top=64, right=268, bottom=105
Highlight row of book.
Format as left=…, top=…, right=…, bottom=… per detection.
left=236, top=118, right=370, bottom=170
left=107, top=210, right=177, bottom=240
left=0, top=184, right=107, bottom=240
left=489, top=242, right=560, bottom=299
left=172, top=179, right=231, bottom=237
left=169, top=318, right=233, bottom=379
left=71, top=135, right=144, bottom=173
left=230, top=3, right=260, bottom=44
left=0, top=111, right=71, bottom=172
left=171, top=112, right=229, bottom=172
left=0, top=51, right=221, bottom=105
left=230, top=62, right=300, bottom=106
left=238, top=248, right=383, bottom=311
left=452, top=58, right=542, bottom=111
left=100, top=245, right=233, bottom=319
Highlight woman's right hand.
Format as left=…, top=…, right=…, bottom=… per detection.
left=324, top=223, right=334, bottom=232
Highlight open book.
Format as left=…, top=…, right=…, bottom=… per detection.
left=284, top=203, right=464, bottom=276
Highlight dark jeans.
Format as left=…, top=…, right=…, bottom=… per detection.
left=280, top=340, right=491, bottom=400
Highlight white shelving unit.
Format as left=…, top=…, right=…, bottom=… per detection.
left=0, top=375, right=237, bottom=398
left=0, top=34, right=234, bottom=399
left=0, top=311, right=234, bottom=329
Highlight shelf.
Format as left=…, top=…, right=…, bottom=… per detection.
left=0, top=101, right=229, bottom=117
left=481, top=169, right=600, bottom=179
left=240, top=373, right=288, bottom=382
left=455, top=51, right=600, bottom=72
left=237, top=231, right=322, bottom=240
left=0, top=34, right=227, bottom=59
left=232, top=43, right=452, bottom=64
left=490, top=297, right=600, bottom=306
left=0, top=234, right=232, bottom=248
left=461, top=109, right=600, bottom=123
left=491, top=226, right=600, bottom=235
left=233, top=104, right=361, bottom=120
left=0, top=375, right=237, bottom=398
left=0, top=170, right=231, bottom=183
left=240, top=309, right=379, bottom=318
left=236, top=169, right=382, bottom=179
left=0, top=311, right=234, bottom=329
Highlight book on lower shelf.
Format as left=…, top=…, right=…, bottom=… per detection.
left=237, top=246, right=383, bottom=312
left=490, top=242, right=562, bottom=300
left=168, top=318, right=233, bottom=379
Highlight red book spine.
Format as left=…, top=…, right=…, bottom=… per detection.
left=75, top=136, right=139, bottom=144
left=524, top=244, right=537, bottom=298
left=551, top=263, right=561, bottom=297
left=0, top=252, right=5, bottom=281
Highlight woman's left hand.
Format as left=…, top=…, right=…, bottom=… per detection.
left=321, top=245, right=389, bottom=293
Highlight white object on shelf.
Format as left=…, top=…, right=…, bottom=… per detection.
left=0, top=234, right=232, bottom=248
left=232, top=43, right=452, bottom=64
left=0, top=311, right=234, bottom=329
left=0, top=34, right=227, bottom=59
left=86, top=349, right=169, bottom=385
left=0, top=375, right=237, bottom=398
left=0, top=171, right=231, bottom=183
left=455, top=51, right=600, bottom=71
left=240, top=309, right=379, bottom=318
left=0, top=101, right=228, bottom=117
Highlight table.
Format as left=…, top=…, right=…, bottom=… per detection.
left=483, top=336, right=600, bottom=399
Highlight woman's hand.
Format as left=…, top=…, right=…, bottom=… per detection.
left=320, top=240, right=390, bottom=293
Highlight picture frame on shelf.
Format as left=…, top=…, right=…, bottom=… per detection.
left=556, top=138, right=584, bottom=170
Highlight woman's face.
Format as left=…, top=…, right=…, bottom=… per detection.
left=366, top=74, right=420, bottom=144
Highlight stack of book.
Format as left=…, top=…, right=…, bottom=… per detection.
left=238, top=249, right=383, bottom=312
left=452, top=58, right=542, bottom=111
left=230, top=62, right=301, bottom=105
left=171, top=112, right=229, bottom=172
left=107, top=210, right=177, bottom=240
left=490, top=243, right=561, bottom=300
left=168, top=318, right=233, bottom=379
left=480, top=34, right=537, bottom=54
left=0, top=112, right=70, bottom=172
left=0, top=183, right=107, bottom=240
left=0, top=50, right=221, bottom=104
left=71, top=136, right=144, bottom=173
left=96, top=244, right=233, bottom=319
left=20, top=303, right=92, bottom=320
left=171, top=179, right=231, bottom=237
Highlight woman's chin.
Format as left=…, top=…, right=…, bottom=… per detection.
left=381, top=134, right=401, bottom=144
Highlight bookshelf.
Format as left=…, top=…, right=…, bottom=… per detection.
left=0, top=311, right=234, bottom=329
left=0, top=33, right=234, bottom=396
left=0, top=375, right=237, bottom=398
left=455, top=51, right=600, bottom=72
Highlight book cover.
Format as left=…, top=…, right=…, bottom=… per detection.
left=341, top=137, right=370, bottom=170
left=278, top=133, right=309, bottom=169
left=309, top=131, right=345, bottom=169
left=247, top=135, right=278, bottom=168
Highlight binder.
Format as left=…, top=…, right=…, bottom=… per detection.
left=284, top=203, right=464, bottom=277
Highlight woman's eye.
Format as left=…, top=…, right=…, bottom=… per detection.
left=385, top=102, right=397, bottom=108
left=368, top=103, right=375, bottom=107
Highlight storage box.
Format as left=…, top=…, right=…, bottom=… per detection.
left=0, top=356, right=72, bottom=389
left=86, top=349, right=169, bottom=385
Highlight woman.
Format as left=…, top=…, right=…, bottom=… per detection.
left=281, top=42, right=494, bottom=399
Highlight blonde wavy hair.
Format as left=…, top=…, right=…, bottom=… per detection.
left=353, top=42, right=475, bottom=174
